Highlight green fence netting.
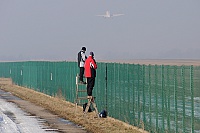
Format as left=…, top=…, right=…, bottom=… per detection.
left=0, top=61, right=199, bottom=133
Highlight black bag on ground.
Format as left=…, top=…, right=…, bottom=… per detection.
left=83, top=103, right=92, bottom=112
left=99, top=110, right=107, bottom=118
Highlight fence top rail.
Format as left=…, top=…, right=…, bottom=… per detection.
left=98, top=59, right=200, bottom=66
left=1, top=59, right=200, bottom=67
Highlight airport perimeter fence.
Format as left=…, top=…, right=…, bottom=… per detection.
left=0, top=61, right=199, bottom=133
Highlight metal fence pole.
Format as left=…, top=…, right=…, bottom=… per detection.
left=166, top=65, right=171, bottom=132
left=105, top=63, right=108, bottom=112
left=137, top=64, right=141, bottom=126
left=190, top=65, right=194, bottom=133
left=155, top=65, right=158, bottom=132
left=174, top=66, right=178, bottom=133
left=132, top=64, right=136, bottom=125
left=114, top=63, right=116, bottom=118
left=181, top=66, right=186, bottom=133
left=142, top=65, right=146, bottom=127
left=148, top=65, right=152, bottom=131
left=161, top=65, right=165, bottom=132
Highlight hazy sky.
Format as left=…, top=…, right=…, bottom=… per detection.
left=0, top=0, right=200, bottom=61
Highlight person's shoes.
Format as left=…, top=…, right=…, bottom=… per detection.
left=80, top=81, right=86, bottom=84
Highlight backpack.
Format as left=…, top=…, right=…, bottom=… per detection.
left=99, top=110, right=107, bottom=118
left=83, top=103, right=92, bottom=112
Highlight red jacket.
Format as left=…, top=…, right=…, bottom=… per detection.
left=84, top=56, right=97, bottom=78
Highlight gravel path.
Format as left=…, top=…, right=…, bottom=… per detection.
left=0, top=89, right=88, bottom=133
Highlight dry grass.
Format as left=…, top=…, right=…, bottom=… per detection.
left=0, top=78, right=148, bottom=133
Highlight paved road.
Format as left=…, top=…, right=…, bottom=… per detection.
left=0, top=89, right=88, bottom=133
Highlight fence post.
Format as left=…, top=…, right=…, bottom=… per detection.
left=132, top=64, right=136, bottom=125
left=142, top=65, right=146, bottom=127
left=105, top=63, right=108, bottom=112
left=166, top=65, right=171, bottom=132
left=190, top=65, right=194, bottom=133
left=114, top=63, right=116, bottom=118
left=161, top=65, right=165, bottom=132
left=181, top=66, right=186, bottom=133
left=173, top=66, right=178, bottom=133
left=148, top=64, right=152, bottom=131
left=137, top=64, right=141, bottom=126
left=155, top=65, right=158, bottom=132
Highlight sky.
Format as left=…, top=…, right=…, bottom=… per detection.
left=0, top=0, right=200, bottom=61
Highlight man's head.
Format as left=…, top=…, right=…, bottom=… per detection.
left=90, top=52, right=94, bottom=57
left=81, top=47, right=86, bottom=51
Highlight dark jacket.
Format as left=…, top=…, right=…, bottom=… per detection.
left=77, top=50, right=87, bottom=67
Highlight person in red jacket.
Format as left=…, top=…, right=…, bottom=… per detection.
left=84, top=51, right=97, bottom=97
left=84, top=51, right=99, bottom=117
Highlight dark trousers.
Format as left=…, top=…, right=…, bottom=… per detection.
left=87, top=77, right=95, bottom=96
left=79, top=67, right=84, bottom=81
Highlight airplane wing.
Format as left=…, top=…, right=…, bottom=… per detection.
left=96, top=15, right=107, bottom=17
left=112, top=14, right=124, bottom=17
left=96, top=15, right=106, bottom=17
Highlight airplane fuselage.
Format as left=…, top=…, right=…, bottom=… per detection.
left=105, top=11, right=111, bottom=18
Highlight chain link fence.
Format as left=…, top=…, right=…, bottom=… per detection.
left=0, top=61, right=199, bottom=133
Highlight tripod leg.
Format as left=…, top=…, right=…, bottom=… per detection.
left=92, top=102, right=99, bottom=118
left=84, top=98, right=91, bottom=114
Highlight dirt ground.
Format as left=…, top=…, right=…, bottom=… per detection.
left=0, top=78, right=148, bottom=133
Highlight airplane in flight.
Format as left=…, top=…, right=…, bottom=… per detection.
left=96, top=11, right=124, bottom=18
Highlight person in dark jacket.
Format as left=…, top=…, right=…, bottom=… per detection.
left=77, top=47, right=87, bottom=84
left=84, top=51, right=97, bottom=96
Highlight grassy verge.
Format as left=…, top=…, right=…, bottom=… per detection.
left=0, top=78, right=148, bottom=133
